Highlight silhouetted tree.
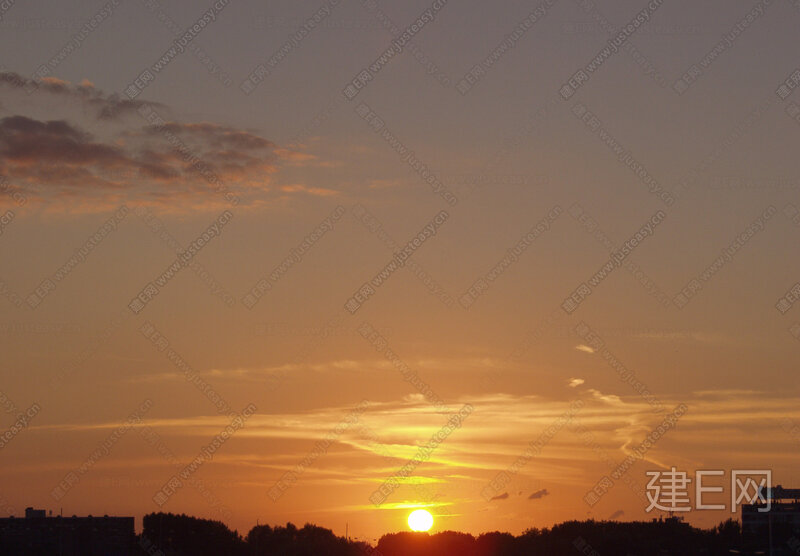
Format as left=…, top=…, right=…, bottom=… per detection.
left=246, top=522, right=356, bottom=556
left=475, top=531, right=516, bottom=556
left=139, top=512, right=246, bottom=556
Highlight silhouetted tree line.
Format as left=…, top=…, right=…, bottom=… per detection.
left=137, top=513, right=376, bottom=556
left=374, top=518, right=750, bottom=556
left=134, top=512, right=781, bottom=556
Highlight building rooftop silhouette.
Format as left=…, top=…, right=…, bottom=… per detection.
left=742, top=485, right=800, bottom=555
left=0, top=506, right=135, bottom=556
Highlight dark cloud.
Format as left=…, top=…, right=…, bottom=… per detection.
left=0, top=114, right=298, bottom=211
left=144, top=122, right=275, bottom=151
left=0, top=116, right=128, bottom=166
left=130, top=121, right=282, bottom=184
left=528, top=489, right=550, bottom=500
left=0, top=72, right=328, bottom=212
left=490, top=492, right=509, bottom=501
left=609, top=510, right=624, bottom=520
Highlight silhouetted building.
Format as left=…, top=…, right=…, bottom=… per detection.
left=24, top=507, right=45, bottom=519
left=0, top=506, right=134, bottom=556
left=742, top=486, right=800, bottom=555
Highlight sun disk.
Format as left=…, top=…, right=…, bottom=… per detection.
left=407, top=509, right=434, bottom=532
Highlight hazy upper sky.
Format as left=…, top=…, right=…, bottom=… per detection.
left=1, top=0, right=799, bottom=540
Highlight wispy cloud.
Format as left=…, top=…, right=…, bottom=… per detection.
left=0, top=72, right=163, bottom=120
left=23, top=389, right=800, bottom=500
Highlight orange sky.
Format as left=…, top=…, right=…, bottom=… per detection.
left=1, top=0, right=800, bottom=540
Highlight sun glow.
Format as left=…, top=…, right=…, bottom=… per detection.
left=407, top=509, right=434, bottom=532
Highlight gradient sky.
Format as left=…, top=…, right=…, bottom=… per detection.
left=1, top=0, right=799, bottom=542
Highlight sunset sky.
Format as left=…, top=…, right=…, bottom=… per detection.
left=1, top=0, right=799, bottom=541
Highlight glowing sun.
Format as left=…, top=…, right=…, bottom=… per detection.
left=407, top=509, right=434, bottom=532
